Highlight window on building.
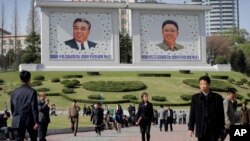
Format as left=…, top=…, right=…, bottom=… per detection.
left=9, top=39, right=14, bottom=45
left=2, top=40, right=6, bottom=45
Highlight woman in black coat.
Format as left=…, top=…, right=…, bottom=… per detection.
left=136, top=92, right=153, bottom=141
left=91, top=103, right=104, bottom=136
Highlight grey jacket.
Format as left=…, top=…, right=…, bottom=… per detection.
left=223, top=99, right=237, bottom=129
left=11, top=84, right=39, bottom=128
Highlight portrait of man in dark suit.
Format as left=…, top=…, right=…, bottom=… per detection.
left=65, top=18, right=97, bottom=50
left=156, top=20, right=184, bottom=51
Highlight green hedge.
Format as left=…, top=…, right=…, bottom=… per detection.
left=240, top=78, right=248, bottom=84
left=82, top=81, right=147, bottom=92
left=247, top=82, right=250, bottom=87
left=33, top=75, right=45, bottom=81
left=61, top=93, right=129, bottom=104
left=61, top=80, right=70, bottom=85
left=46, top=93, right=61, bottom=96
left=0, top=79, right=4, bottom=85
left=227, top=78, right=235, bottom=83
left=138, top=73, right=171, bottom=77
left=183, top=79, right=235, bottom=92
left=180, top=95, right=192, bottom=101
left=63, top=75, right=83, bottom=79
left=236, top=93, right=244, bottom=100
left=211, top=75, right=229, bottom=80
left=88, top=94, right=103, bottom=100
left=31, top=81, right=43, bottom=87
left=179, top=70, right=191, bottom=74
left=248, top=93, right=250, bottom=98
left=87, top=72, right=101, bottom=76
left=51, top=78, right=60, bottom=83
left=235, top=81, right=243, bottom=86
left=152, top=96, right=167, bottom=102
left=63, top=80, right=80, bottom=88
left=122, top=95, right=137, bottom=100
left=37, top=87, right=50, bottom=92
left=62, top=88, right=75, bottom=94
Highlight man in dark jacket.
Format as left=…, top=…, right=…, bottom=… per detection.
left=0, top=111, right=11, bottom=140
left=165, top=106, right=174, bottom=132
left=188, top=75, right=225, bottom=141
left=38, top=92, right=50, bottom=141
left=91, top=103, right=103, bottom=136
left=11, top=70, right=39, bottom=141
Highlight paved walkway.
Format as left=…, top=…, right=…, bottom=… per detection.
left=46, top=125, right=229, bottom=141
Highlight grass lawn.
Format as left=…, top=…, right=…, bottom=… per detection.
left=1, top=71, right=250, bottom=110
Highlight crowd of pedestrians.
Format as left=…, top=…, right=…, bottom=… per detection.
left=1, top=72, right=250, bottom=141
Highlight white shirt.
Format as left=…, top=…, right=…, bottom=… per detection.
left=76, top=41, right=90, bottom=51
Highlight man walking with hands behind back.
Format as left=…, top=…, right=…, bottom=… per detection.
left=11, top=70, right=39, bottom=141
left=188, top=75, right=224, bottom=141
left=69, top=100, right=81, bottom=136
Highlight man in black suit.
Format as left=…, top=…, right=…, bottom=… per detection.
left=65, top=18, right=97, bottom=50
left=165, top=106, right=174, bottom=132
left=11, top=70, right=39, bottom=141
left=188, top=75, right=225, bottom=141
left=38, top=92, right=50, bottom=141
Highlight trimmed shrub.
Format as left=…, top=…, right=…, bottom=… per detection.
left=82, top=81, right=147, bottom=92
left=7, top=91, right=13, bottom=95
left=179, top=70, right=191, bottom=74
left=31, top=81, right=43, bottom=87
left=88, top=94, right=103, bottom=100
left=0, top=87, right=2, bottom=91
left=180, top=95, right=192, bottom=101
left=248, top=93, right=250, bottom=98
left=211, top=75, right=229, bottom=80
left=183, top=79, right=235, bottom=92
left=37, top=87, right=50, bottom=92
left=247, top=82, right=250, bottom=87
left=240, top=78, right=248, bottom=84
left=51, top=78, right=60, bottom=83
left=235, top=81, right=243, bottom=86
left=87, top=72, right=101, bottom=76
left=61, top=79, right=70, bottom=85
left=122, top=95, right=137, bottom=100
left=138, top=73, right=171, bottom=77
left=214, top=56, right=228, bottom=64
left=63, top=75, right=83, bottom=79
left=62, top=88, right=74, bottom=94
left=152, top=96, right=167, bottom=102
left=0, top=79, right=4, bottom=85
left=46, top=93, right=61, bottom=96
left=236, top=93, right=244, bottom=100
left=228, top=78, right=235, bottom=83
left=64, top=81, right=79, bottom=88
left=72, top=79, right=81, bottom=86
left=33, top=75, right=45, bottom=81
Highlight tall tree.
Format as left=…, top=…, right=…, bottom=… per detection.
left=230, top=49, right=247, bottom=73
left=224, top=27, right=250, bottom=44
left=12, top=0, right=19, bottom=62
left=0, top=2, right=5, bottom=56
left=120, top=33, right=132, bottom=64
left=26, top=0, right=40, bottom=34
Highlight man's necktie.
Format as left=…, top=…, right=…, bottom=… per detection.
left=81, top=43, right=85, bottom=50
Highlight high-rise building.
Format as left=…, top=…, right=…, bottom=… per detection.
left=192, top=0, right=239, bottom=35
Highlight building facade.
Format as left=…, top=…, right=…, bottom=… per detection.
left=0, top=32, right=28, bottom=56
left=191, top=0, right=239, bottom=35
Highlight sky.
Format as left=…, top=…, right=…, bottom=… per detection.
left=0, top=0, right=249, bottom=35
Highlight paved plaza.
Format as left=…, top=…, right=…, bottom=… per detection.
left=47, top=124, right=229, bottom=141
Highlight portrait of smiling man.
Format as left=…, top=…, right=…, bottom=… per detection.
left=156, top=20, right=184, bottom=52
left=65, top=18, right=97, bottom=51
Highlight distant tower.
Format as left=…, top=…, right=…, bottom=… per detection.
left=191, top=0, right=239, bottom=36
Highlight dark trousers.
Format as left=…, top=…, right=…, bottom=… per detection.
left=166, top=118, right=173, bottom=131
left=159, top=119, right=165, bottom=131
left=198, top=131, right=219, bottom=141
left=16, top=124, right=38, bottom=141
left=38, top=123, right=48, bottom=141
left=95, top=124, right=101, bottom=134
left=140, top=123, right=151, bottom=141
left=0, top=127, right=9, bottom=138
left=70, top=117, right=79, bottom=136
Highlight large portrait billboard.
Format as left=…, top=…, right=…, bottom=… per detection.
left=140, top=14, right=201, bottom=61
left=49, top=12, right=113, bottom=61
